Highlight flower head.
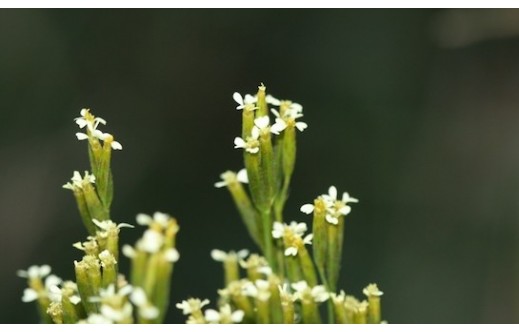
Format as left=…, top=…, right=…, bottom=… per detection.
left=272, top=221, right=313, bottom=256
left=204, top=304, right=244, bottom=324
left=234, top=126, right=260, bottom=154
left=214, top=169, right=248, bottom=188
left=233, top=92, right=257, bottom=110
left=176, top=298, right=210, bottom=315
left=291, top=281, right=329, bottom=303
left=62, top=171, right=95, bottom=190
left=211, top=249, right=249, bottom=262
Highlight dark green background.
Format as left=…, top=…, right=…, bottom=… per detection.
left=1, top=9, right=519, bottom=323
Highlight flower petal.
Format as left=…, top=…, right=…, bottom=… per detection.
left=76, top=132, right=89, bottom=140
left=300, top=204, right=315, bottom=214
left=236, top=169, right=248, bottom=183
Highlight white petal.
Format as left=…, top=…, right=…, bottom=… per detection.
left=342, top=192, right=359, bottom=203
left=214, top=180, right=227, bottom=188
left=339, top=205, right=352, bottom=216
left=236, top=169, right=248, bottom=183
left=231, top=310, right=245, bottom=323
left=139, top=230, right=164, bottom=253
left=100, top=305, right=124, bottom=322
left=284, top=247, right=298, bottom=256
left=246, top=147, right=259, bottom=154
left=165, top=248, right=180, bottom=262
left=295, top=122, right=308, bottom=132
left=22, top=288, right=39, bottom=302
left=153, top=212, right=170, bottom=224
left=243, top=94, right=257, bottom=104
left=122, top=245, right=136, bottom=258
left=96, top=117, right=107, bottom=125
left=237, top=249, right=249, bottom=259
left=325, top=214, right=339, bottom=225
left=254, top=116, right=270, bottom=129
left=111, top=141, right=123, bottom=150
left=136, top=213, right=152, bottom=225
left=80, top=108, right=88, bottom=117
left=76, top=132, right=89, bottom=140
left=204, top=309, right=221, bottom=323
left=270, top=108, right=281, bottom=118
left=300, top=204, right=315, bottom=214
left=291, top=281, right=308, bottom=293
left=303, top=234, right=314, bottom=245
left=270, top=119, right=287, bottom=135
left=251, top=126, right=260, bottom=139
left=266, top=95, right=281, bottom=106
left=210, top=249, right=227, bottom=262
left=233, top=137, right=246, bottom=149
left=140, top=306, right=159, bottom=320
left=328, top=186, right=338, bottom=200
left=69, top=295, right=81, bottom=305
left=233, top=92, right=244, bottom=108
left=117, top=223, right=134, bottom=229
left=130, top=288, right=147, bottom=306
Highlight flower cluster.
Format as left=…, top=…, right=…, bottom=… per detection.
left=300, top=186, right=358, bottom=225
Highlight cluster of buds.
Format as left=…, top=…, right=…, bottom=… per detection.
left=63, top=109, right=123, bottom=235
left=20, top=109, right=179, bottom=324
left=122, top=212, right=180, bottom=323
left=213, top=86, right=384, bottom=324
left=180, top=249, right=383, bottom=324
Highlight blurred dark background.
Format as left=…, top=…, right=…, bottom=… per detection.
left=1, top=9, right=519, bottom=323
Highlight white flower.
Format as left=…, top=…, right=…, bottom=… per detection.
left=254, top=115, right=270, bottom=131
left=17, top=265, right=51, bottom=279
left=176, top=298, right=210, bottom=315
left=74, top=108, right=106, bottom=131
left=270, top=103, right=308, bottom=135
left=291, top=281, right=329, bottom=303
left=62, top=171, right=95, bottom=190
left=214, top=169, right=248, bottom=188
left=363, top=283, right=383, bottom=297
left=322, top=186, right=358, bottom=224
left=272, top=221, right=308, bottom=239
left=204, top=304, right=244, bottom=324
left=136, top=212, right=171, bottom=228
left=233, top=126, right=260, bottom=154
left=137, top=229, right=164, bottom=253
left=233, top=92, right=257, bottom=110
left=211, top=249, right=249, bottom=262
left=242, top=279, right=271, bottom=301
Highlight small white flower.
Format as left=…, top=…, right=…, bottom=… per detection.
left=138, top=229, right=164, bottom=253
left=74, top=108, right=106, bottom=131
left=291, top=281, right=329, bottom=303
left=100, top=302, right=132, bottom=323
left=270, top=102, right=307, bottom=135
left=130, top=287, right=160, bottom=320
left=204, top=304, right=244, bottom=324
left=242, top=279, right=271, bottom=301
left=135, top=212, right=171, bottom=228
left=233, top=92, right=257, bottom=110
left=254, top=115, right=270, bottom=130
left=62, top=171, right=95, bottom=190
left=136, top=213, right=153, bottom=226
left=211, top=249, right=249, bottom=262
left=17, top=265, right=51, bottom=279
left=176, top=298, right=210, bottom=315
left=363, top=283, right=383, bottom=297
left=234, top=126, right=260, bottom=154
left=214, top=169, right=248, bottom=188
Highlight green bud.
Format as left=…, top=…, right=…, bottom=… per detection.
left=256, top=84, right=268, bottom=118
